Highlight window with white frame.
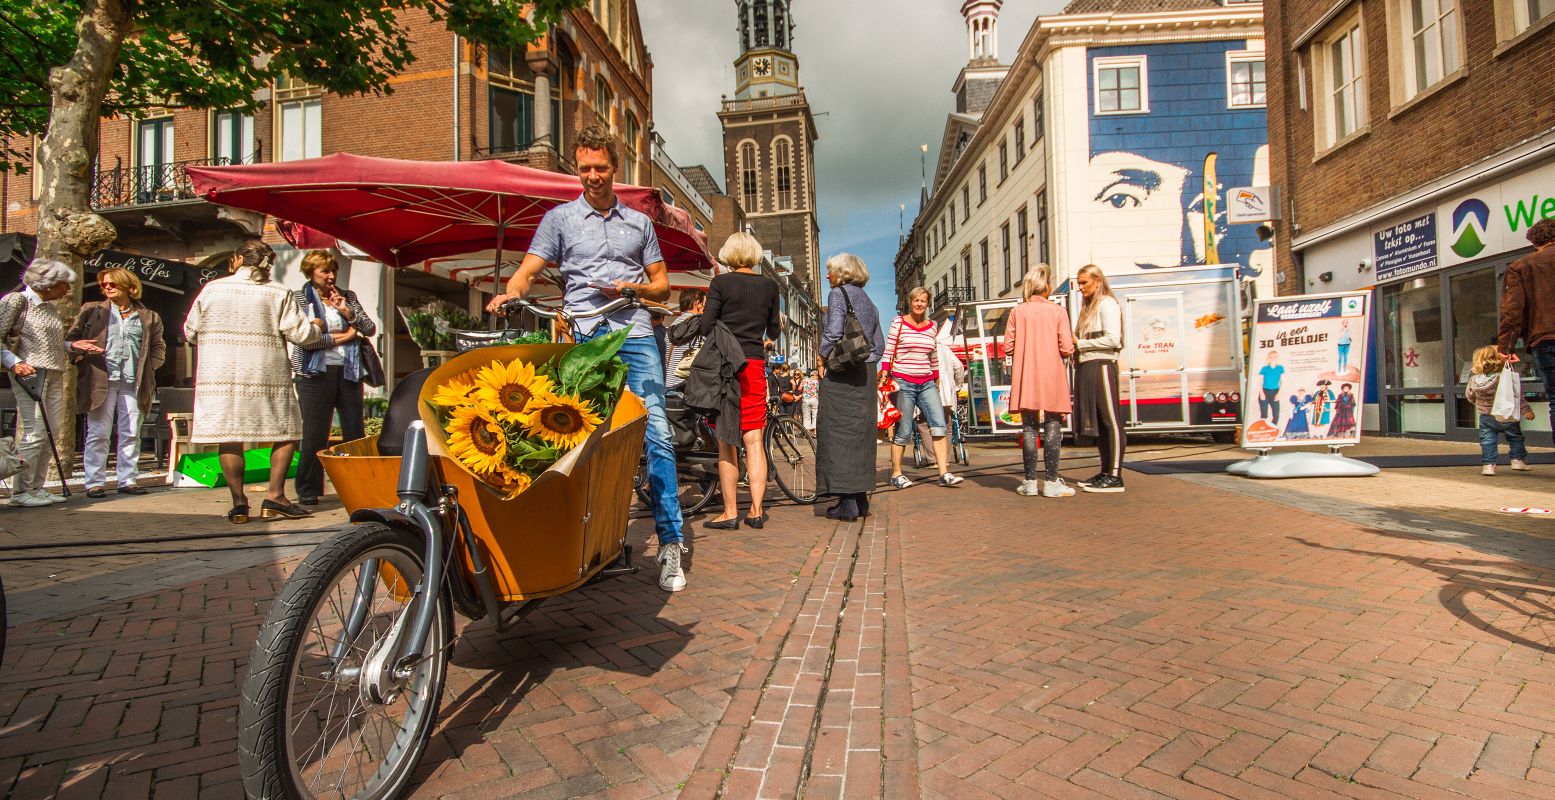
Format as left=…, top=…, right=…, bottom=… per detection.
left=978, top=164, right=987, bottom=204
left=1515, top=0, right=1555, bottom=34
left=212, top=110, right=253, bottom=163
left=740, top=141, right=759, bottom=212
left=998, top=141, right=1009, bottom=182
left=961, top=185, right=970, bottom=222
left=1322, top=22, right=1366, bottom=146
left=279, top=100, right=321, bottom=162
left=1094, top=56, right=1147, bottom=114
left=775, top=138, right=793, bottom=210
left=1000, top=223, right=1012, bottom=293
left=1013, top=115, right=1025, bottom=162
left=1226, top=52, right=1267, bottom=108
left=950, top=200, right=957, bottom=235
left=1402, top=0, right=1461, bottom=98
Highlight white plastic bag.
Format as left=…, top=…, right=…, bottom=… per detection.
left=0, top=437, right=22, bottom=480
left=1492, top=365, right=1523, bottom=423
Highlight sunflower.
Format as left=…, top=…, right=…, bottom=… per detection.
left=474, top=359, right=554, bottom=423
left=445, top=404, right=508, bottom=475
left=430, top=371, right=480, bottom=409
left=494, top=467, right=533, bottom=500
left=523, top=393, right=603, bottom=450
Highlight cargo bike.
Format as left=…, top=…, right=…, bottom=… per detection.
left=237, top=296, right=660, bottom=800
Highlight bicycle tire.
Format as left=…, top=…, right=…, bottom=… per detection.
left=239, top=522, right=450, bottom=800
left=768, top=416, right=819, bottom=504
left=636, top=461, right=718, bottom=516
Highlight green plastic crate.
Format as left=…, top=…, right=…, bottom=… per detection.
left=173, top=448, right=300, bottom=488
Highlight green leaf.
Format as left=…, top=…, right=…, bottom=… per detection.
left=558, top=329, right=628, bottom=393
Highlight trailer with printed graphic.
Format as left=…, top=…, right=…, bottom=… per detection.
left=956, top=265, right=1247, bottom=439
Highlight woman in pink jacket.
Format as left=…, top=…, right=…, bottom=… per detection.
left=1004, top=264, right=1077, bottom=497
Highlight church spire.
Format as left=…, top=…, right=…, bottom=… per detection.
left=733, top=0, right=800, bottom=100
left=962, top=0, right=1003, bottom=65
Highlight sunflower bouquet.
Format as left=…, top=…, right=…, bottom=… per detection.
left=428, top=330, right=630, bottom=499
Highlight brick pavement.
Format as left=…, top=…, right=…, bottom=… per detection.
left=891, top=448, right=1555, bottom=799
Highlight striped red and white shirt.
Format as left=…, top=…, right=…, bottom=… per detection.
left=881, top=316, right=940, bottom=382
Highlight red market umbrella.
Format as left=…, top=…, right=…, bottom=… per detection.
left=185, top=153, right=712, bottom=275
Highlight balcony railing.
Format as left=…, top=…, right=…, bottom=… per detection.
left=91, top=149, right=260, bottom=210
left=934, top=286, right=977, bottom=312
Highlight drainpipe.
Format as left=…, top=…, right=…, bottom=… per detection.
left=452, top=34, right=461, bottom=160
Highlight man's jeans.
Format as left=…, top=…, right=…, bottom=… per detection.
left=1479, top=414, right=1528, bottom=464
left=580, top=331, right=684, bottom=545
left=1534, top=341, right=1555, bottom=432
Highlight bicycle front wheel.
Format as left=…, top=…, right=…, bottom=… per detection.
left=768, top=416, right=819, bottom=504
left=239, top=522, right=450, bottom=800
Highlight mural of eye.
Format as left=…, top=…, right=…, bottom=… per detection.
left=1103, top=191, right=1143, bottom=209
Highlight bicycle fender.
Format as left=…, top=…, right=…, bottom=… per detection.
left=349, top=507, right=423, bottom=537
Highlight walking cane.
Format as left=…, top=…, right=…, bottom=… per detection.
left=12, top=372, right=71, bottom=498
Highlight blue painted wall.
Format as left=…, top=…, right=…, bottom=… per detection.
left=1087, top=41, right=1270, bottom=276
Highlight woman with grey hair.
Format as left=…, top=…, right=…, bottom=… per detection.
left=0, top=258, right=76, bottom=506
left=815, top=253, right=885, bottom=521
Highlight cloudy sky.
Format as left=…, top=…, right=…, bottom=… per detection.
left=640, top=0, right=1067, bottom=314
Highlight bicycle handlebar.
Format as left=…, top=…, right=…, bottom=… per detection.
left=499, top=288, right=672, bottom=322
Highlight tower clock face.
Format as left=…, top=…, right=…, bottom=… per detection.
left=752, top=56, right=773, bottom=77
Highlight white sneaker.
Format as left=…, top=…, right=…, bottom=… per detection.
left=1482, top=464, right=1496, bottom=476
left=937, top=472, right=964, bottom=486
left=1016, top=479, right=1041, bottom=496
left=1040, top=478, right=1076, bottom=498
left=39, top=490, right=65, bottom=504
left=10, top=490, right=53, bottom=508
left=657, top=542, right=687, bottom=593
left=1511, top=459, right=1532, bottom=471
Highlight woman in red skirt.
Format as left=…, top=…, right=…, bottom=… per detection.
left=698, top=232, right=782, bottom=529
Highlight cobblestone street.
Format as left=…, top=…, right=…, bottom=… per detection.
left=3, top=439, right=1554, bottom=798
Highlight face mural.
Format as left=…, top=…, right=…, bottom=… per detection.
left=1087, top=42, right=1273, bottom=280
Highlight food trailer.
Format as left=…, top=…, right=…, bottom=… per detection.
left=957, top=265, right=1247, bottom=440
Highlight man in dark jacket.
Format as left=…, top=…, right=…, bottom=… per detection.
left=1498, top=218, right=1555, bottom=429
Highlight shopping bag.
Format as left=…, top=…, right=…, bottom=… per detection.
left=0, top=437, right=22, bottom=480
left=1492, top=365, right=1523, bottom=423
left=877, top=376, right=901, bottom=432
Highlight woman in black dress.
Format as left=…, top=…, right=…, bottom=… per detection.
left=816, top=253, right=885, bottom=521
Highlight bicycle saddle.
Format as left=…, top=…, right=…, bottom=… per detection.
left=377, top=367, right=435, bottom=456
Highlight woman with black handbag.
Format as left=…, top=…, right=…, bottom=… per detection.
left=816, top=253, right=885, bottom=521
left=289, top=250, right=378, bottom=506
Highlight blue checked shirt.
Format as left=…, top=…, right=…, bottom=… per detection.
left=528, top=196, right=664, bottom=338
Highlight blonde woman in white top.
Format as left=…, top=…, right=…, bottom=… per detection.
left=1072, top=264, right=1126, bottom=493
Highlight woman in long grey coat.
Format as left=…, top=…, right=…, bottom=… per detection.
left=184, top=239, right=322, bottom=523
left=815, top=253, right=885, bottom=521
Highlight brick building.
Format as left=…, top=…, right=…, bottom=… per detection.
left=1266, top=0, right=1555, bottom=441
left=1, top=3, right=659, bottom=389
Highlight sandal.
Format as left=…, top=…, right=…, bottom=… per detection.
left=260, top=499, right=312, bottom=519
left=227, top=504, right=250, bottom=524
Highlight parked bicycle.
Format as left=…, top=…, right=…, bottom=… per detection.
left=238, top=294, right=659, bottom=800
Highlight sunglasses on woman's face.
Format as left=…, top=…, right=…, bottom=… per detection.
left=99, top=282, right=118, bottom=289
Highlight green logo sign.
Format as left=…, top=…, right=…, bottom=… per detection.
left=1451, top=199, right=1490, bottom=259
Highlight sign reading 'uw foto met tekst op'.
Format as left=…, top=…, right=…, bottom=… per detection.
left=1373, top=213, right=1438, bottom=282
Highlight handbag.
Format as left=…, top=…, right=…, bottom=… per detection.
left=673, top=341, right=701, bottom=381
left=359, top=339, right=386, bottom=388
left=877, top=375, right=902, bottom=431
left=824, top=287, right=872, bottom=372
left=0, top=436, right=21, bottom=480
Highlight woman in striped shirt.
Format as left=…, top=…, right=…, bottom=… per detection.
left=880, top=286, right=963, bottom=488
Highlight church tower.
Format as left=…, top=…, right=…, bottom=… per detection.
left=718, top=0, right=821, bottom=299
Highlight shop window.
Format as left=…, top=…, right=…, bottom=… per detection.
left=1382, top=278, right=1443, bottom=390
left=1094, top=56, right=1147, bottom=114
left=1400, top=0, right=1461, bottom=100
left=1315, top=19, right=1366, bottom=149
left=212, top=110, right=253, bottom=163
left=1226, top=52, right=1267, bottom=109
left=1449, top=268, right=1498, bottom=386
left=1386, top=396, right=1447, bottom=435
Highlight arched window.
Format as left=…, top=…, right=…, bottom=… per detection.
left=774, top=138, right=793, bottom=210
left=740, top=141, right=759, bottom=212
left=753, top=2, right=769, bottom=47
left=774, top=3, right=787, bottom=49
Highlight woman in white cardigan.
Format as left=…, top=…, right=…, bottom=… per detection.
left=184, top=239, right=323, bottom=522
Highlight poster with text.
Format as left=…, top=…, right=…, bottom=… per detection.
left=1242, top=292, right=1369, bottom=448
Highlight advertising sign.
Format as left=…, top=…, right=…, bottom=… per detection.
left=1227, top=186, right=1279, bottom=224
left=1241, top=292, right=1369, bottom=448
left=1373, top=213, right=1438, bottom=282
left=83, top=249, right=192, bottom=291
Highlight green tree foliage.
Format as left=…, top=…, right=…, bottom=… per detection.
left=0, top=0, right=583, bottom=170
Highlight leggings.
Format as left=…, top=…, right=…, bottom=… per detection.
left=1022, top=414, right=1063, bottom=481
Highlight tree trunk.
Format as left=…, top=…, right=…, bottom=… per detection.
left=35, top=0, right=131, bottom=475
